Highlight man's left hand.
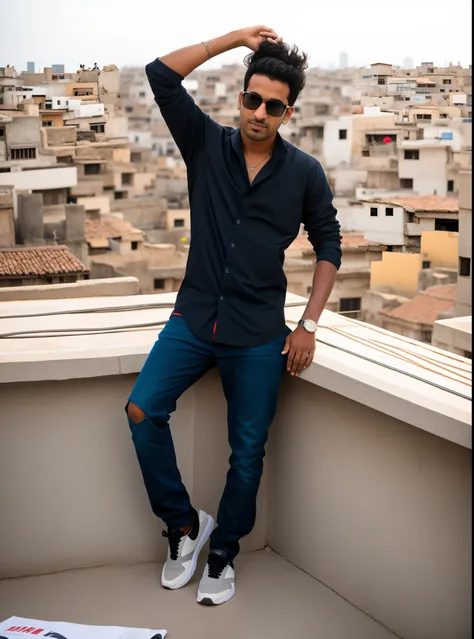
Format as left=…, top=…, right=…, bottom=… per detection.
left=281, top=326, right=316, bottom=376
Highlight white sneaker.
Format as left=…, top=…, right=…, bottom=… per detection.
left=161, top=509, right=214, bottom=590
left=197, top=550, right=236, bottom=606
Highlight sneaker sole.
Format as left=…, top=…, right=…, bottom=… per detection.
left=197, top=583, right=236, bottom=606
left=161, top=513, right=215, bottom=590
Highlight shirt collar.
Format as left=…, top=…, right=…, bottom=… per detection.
left=231, top=128, right=288, bottom=162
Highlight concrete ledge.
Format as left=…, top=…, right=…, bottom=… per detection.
left=0, top=292, right=471, bottom=448
left=0, top=277, right=139, bottom=301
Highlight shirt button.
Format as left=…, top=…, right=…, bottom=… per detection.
left=231, top=243, right=235, bottom=248
left=220, top=296, right=224, bottom=301
left=225, top=268, right=229, bottom=273
left=236, top=219, right=241, bottom=224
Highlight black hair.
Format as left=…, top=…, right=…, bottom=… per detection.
left=243, top=41, right=308, bottom=106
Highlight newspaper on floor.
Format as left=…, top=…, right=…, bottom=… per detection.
left=0, top=617, right=167, bottom=639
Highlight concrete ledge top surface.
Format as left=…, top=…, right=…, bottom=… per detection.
left=0, top=291, right=471, bottom=447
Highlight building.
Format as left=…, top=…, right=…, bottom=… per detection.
left=432, top=169, right=472, bottom=357
left=377, top=283, right=458, bottom=343
left=84, top=217, right=144, bottom=255
left=0, top=101, right=78, bottom=215
left=339, top=52, right=349, bottom=69
left=284, top=232, right=383, bottom=319
left=0, top=186, right=14, bottom=247
left=0, top=245, right=89, bottom=287
left=360, top=194, right=459, bottom=251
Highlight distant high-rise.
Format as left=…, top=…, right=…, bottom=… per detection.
left=27, top=61, right=35, bottom=73
left=52, top=64, right=65, bottom=74
left=403, top=57, right=414, bottom=69
left=339, top=52, right=349, bottom=69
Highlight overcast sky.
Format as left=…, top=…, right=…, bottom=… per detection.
left=1, top=0, right=472, bottom=73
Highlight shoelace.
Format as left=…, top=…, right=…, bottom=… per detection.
left=207, top=552, right=229, bottom=579
left=162, top=529, right=183, bottom=561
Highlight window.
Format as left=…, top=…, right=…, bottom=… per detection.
left=126, top=106, right=133, bottom=113
left=459, top=257, right=471, bottom=277
left=400, top=178, right=413, bottom=189
left=435, top=218, right=458, bottom=232
left=11, top=147, right=36, bottom=160
left=173, top=218, right=185, bottom=228
left=439, top=113, right=448, bottom=118
left=131, top=241, right=139, bottom=251
left=339, top=297, right=361, bottom=319
left=0, top=167, right=11, bottom=173
left=339, top=129, right=347, bottom=140
left=443, top=79, right=452, bottom=85
left=0, top=126, right=5, bottom=140
left=74, top=89, right=93, bottom=96
left=154, top=278, right=165, bottom=290
left=122, top=173, right=133, bottom=186
left=416, top=113, right=432, bottom=120
left=421, top=330, right=432, bottom=343
left=84, top=163, right=101, bottom=175
left=377, top=77, right=386, bottom=85
left=45, top=102, right=52, bottom=109
left=404, top=150, right=420, bottom=160
left=43, top=120, right=53, bottom=127
left=422, top=260, right=431, bottom=269
left=370, top=207, right=378, bottom=217
left=314, top=126, right=324, bottom=139
left=447, top=180, right=454, bottom=192
left=385, top=207, right=394, bottom=216
left=131, top=152, right=141, bottom=163
left=90, top=123, right=105, bottom=133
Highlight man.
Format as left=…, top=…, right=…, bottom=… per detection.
left=126, top=25, right=342, bottom=606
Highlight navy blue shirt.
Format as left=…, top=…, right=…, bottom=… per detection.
left=146, top=58, right=342, bottom=347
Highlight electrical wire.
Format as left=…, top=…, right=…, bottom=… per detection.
left=0, top=300, right=470, bottom=400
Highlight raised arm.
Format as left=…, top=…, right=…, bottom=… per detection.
left=160, top=26, right=282, bottom=78
left=145, top=26, right=282, bottom=165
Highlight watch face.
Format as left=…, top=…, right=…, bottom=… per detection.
left=304, top=319, right=317, bottom=332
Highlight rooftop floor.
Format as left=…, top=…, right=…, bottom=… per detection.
left=0, top=550, right=398, bottom=639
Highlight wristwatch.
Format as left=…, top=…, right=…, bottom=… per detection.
left=298, top=319, right=318, bottom=333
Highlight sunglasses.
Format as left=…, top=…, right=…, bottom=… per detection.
left=242, top=91, right=289, bottom=118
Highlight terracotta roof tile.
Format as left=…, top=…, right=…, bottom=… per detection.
left=366, top=195, right=458, bottom=213
left=287, top=233, right=377, bottom=254
left=84, top=218, right=143, bottom=245
left=0, top=246, right=90, bottom=277
left=341, top=233, right=379, bottom=249
left=379, top=284, right=457, bottom=325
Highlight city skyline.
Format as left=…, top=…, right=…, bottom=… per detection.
left=1, top=0, right=472, bottom=73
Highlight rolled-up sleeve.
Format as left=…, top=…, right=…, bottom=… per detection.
left=302, top=161, right=342, bottom=270
left=145, top=58, right=211, bottom=166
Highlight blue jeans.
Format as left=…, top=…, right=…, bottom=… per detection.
left=127, top=315, right=290, bottom=561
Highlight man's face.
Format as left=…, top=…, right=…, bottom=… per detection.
left=238, top=73, right=294, bottom=143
